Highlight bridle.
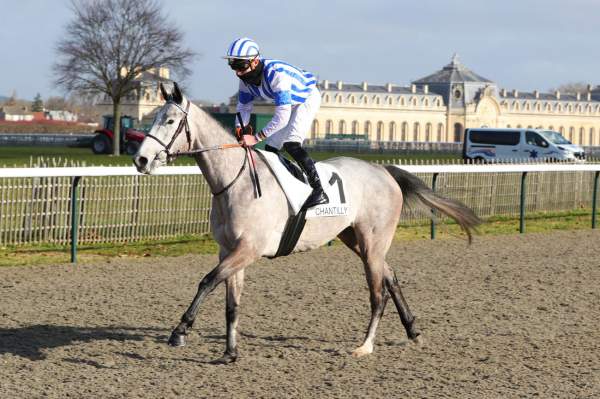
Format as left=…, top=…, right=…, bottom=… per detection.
left=143, top=100, right=251, bottom=196
left=144, top=100, right=192, bottom=162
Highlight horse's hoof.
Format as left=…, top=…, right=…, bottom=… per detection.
left=351, top=344, right=373, bottom=358
left=168, top=331, right=186, bottom=347
left=211, top=352, right=238, bottom=365
left=411, top=334, right=425, bottom=347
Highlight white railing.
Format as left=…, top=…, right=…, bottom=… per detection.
left=1, top=163, right=599, bottom=262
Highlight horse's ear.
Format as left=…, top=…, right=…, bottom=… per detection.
left=159, top=83, right=170, bottom=102
left=172, top=82, right=183, bottom=105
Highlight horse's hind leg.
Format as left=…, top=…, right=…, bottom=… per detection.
left=383, top=263, right=421, bottom=343
left=338, top=227, right=389, bottom=357
left=212, top=269, right=245, bottom=364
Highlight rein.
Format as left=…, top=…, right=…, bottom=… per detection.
left=144, top=100, right=259, bottom=197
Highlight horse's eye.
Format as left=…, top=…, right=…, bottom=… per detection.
left=167, top=119, right=175, bottom=124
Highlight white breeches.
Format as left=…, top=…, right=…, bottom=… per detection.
left=266, top=89, right=321, bottom=149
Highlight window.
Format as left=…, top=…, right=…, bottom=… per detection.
left=453, top=123, right=463, bottom=142
left=589, top=127, right=595, bottom=146
left=352, top=120, right=359, bottom=135
left=401, top=122, right=408, bottom=141
left=323, top=94, right=330, bottom=103
left=425, top=123, right=432, bottom=141
left=325, top=120, right=333, bottom=134
left=364, top=121, right=372, bottom=140
left=311, top=120, right=319, bottom=139
left=569, top=126, right=574, bottom=140
left=389, top=122, right=396, bottom=141
left=559, top=126, right=565, bottom=135
left=339, top=120, right=347, bottom=134
left=579, top=127, right=585, bottom=144
left=399, top=97, right=406, bottom=106
left=437, top=123, right=444, bottom=142
left=349, top=95, right=356, bottom=105
left=526, top=131, right=549, bottom=147
left=470, top=130, right=520, bottom=145
left=377, top=121, right=384, bottom=141
left=414, top=122, right=421, bottom=141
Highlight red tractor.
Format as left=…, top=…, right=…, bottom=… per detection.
left=91, top=115, right=146, bottom=155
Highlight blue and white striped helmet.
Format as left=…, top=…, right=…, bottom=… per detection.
left=224, top=37, right=260, bottom=59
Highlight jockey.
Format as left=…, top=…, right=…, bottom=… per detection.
left=224, top=37, right=329, bottom=210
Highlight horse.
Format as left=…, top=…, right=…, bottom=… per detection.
left=133, top=82, right=480, bottom=364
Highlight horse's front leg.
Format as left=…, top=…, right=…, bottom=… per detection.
left=168, top=241, right=257, bottom=348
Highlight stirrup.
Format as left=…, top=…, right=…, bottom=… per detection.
left=302, top=189, right=329, bottom=210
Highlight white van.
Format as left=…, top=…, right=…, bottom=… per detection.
left=463, top=128, right=586, bottom=163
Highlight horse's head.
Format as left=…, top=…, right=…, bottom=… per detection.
left=133, top=82, right=191, bottom=174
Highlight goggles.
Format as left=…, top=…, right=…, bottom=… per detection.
left=228, top=57, right=253, bottom=72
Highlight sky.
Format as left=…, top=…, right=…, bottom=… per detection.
left=1, top=0, right=600, bottom=104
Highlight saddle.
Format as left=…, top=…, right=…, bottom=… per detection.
left=264, top=148, right=306, bottom=183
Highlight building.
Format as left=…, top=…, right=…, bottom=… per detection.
left=96, top=67, right=171, bottom=126
left=230, top=55, right=600, bottom=145
left=0, top=105, right=34, bottom=121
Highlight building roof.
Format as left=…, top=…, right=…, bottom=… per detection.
left=0, top=105, right=33, bottom=115
left=413, top=54, right=493, bottom=84
left=317, top=82, right=440, bottom=96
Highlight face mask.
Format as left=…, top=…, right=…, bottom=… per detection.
left=238, top=60, right=264, bottom=86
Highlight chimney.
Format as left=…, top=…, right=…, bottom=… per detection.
left=576, top=92, right=581, bottom=101
left=534, top=90, right=539, bottom=99
left=336, top=80, right=343, bottom=90
left=411, top=84, right=417, bottom=93
left=423, top=84, right=429, bottom=94
left=386, top=83, right=393, bottom=92
left=587, top=92, right=592, bottom=101
left=513, top=89, right=519, bottom=98
left=362, top=81, right=368, bottom=91
left=588, top=84, right=593, bottom=92
left=501, top=88, right=507, bottom=97
left=323, top=80, right=329, bottom=90
left=555, top=90, right=560, bottom=100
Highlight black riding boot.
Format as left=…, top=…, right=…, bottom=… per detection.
left=283, top=142, right=329, bottom=210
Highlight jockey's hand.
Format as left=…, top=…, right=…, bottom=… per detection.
left=235, top=125, right=253, bottom=139
left=239, top=134, right=259, bottom=147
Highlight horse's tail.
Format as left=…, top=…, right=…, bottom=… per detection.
left=384, top=165, right=481, bottom=243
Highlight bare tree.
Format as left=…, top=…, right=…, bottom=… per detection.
left=53, top=0, right=195, bottom=155
left=548, top=82, right=590, bottom=95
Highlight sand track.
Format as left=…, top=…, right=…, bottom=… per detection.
left=1, top=230, right=599, bottom=398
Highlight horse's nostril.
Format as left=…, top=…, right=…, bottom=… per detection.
left=137, top=156, right=148, bottom=168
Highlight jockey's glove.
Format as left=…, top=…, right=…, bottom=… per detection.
left=234, top=125, right=253, bottom=139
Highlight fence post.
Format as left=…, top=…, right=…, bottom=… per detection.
left=70, top=176, right=82, bottom=263
left=593, top=171, right=599, bottom=229
left=520, top=172, right=527, bottom=234
left=430, top=173, right=439, bottom=239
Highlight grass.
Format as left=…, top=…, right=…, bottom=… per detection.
left=1, top=210, right=595, bottom=267
left=0, top=146, right=460, bottom=167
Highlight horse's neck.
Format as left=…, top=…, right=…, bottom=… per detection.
left=188, top=105, right=247, bottom=193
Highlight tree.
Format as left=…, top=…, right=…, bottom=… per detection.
left=45, top=96, right=69, bottom=111
left=53, top=0, right=195, bottom=155
left=548, top=82, right=590, bottom=95
left=32, top=93, right=44, bottom=112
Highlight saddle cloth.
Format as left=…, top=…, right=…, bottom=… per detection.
left=256, top=149, right=350, bottom=218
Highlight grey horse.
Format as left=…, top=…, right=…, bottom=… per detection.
left=133, top=83, right=480, bottom=364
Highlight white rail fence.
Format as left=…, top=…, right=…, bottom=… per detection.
left=1, top=164, right=599, bottom=248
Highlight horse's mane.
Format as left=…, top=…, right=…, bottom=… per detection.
left=190, top=101, right=237, bottom=140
